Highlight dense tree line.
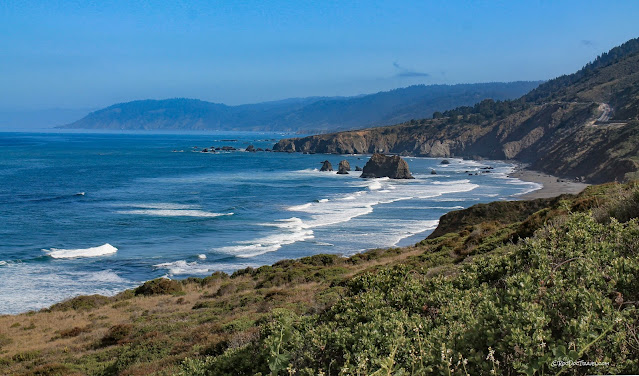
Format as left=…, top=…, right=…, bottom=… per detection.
left=432, top=98, right=531, bottom=124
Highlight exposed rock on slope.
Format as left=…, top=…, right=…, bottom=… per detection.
left=360, top=153, right=414, bottom=179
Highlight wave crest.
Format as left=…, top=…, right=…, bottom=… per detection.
left=43, top=243, right=117, bottom=259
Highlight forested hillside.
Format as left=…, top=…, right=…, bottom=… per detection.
left=59, top=82, right=540, bottom=132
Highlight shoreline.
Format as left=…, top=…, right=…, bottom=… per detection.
left=2, top=161, right=586, bottom=316
left=1, top=159, right=586, bottom=316
left=508, top=168, right=590, bottom=199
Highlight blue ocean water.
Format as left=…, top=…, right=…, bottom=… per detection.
left=0, top=132, right=540, bottom=314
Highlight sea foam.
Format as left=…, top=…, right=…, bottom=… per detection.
left=118, top=209, right=232, bottom=218
left=153, top=260, right=213, bottom=275
left=43, top=243, right=118, bottom=259
left=218, top=217, right=314, bottom=258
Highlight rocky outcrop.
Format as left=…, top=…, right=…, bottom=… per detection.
left=355, top=166, right=363, bottom=171
left=360, top=153, right=414, bottom=179
left=320, top=160, right=333, bottom=172
left=337, top=160, right=351, bottom=175
left=246, top=145, right=256, bottom=152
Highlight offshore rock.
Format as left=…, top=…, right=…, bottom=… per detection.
left=320, top=160, right=333, bottom=172
left=360, top=153, right=414, bottom=179
left=337, top=160, right=351, bottom=175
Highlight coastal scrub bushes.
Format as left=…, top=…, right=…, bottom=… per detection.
left=134, top=278, right=183, bottom=296
left=3, top=182, right=639, bottom=375
left=100, top=324, right=133, bottom=347
left=181, top=211, right=639, bottom=374
left=49, top=294, right=112, bottom=312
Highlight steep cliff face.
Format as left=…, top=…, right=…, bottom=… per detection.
left=274, top=103, right=595, bottom=158
left=274, top=38, right=639, bottom=184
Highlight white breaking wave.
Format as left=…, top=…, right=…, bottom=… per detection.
left=367, top=180, right=383, bottom=190
left=44, top=243, right=118, bottom=259
left=217, top=217, right=314, bottom=258
left=392, top=205, right=465, bottom=210
left=153, top=260, right=257, bottom=277
left=118, top=209, right=232, bottom=218
left=432, top=179, right=471, bottom=185
left=287, top=202, right=313, bottom=211
left=128, top=203, right=199, bottom=210
left=0, top=261, right=7, bottom=266
left=117, top=203, right=233, bottom=218
left=0, top=263, right=134, bottom=315
left=153, top=260, right=214, bottom=275
left=83, top=270, right=127, bottom=283
left=389, top=219, right=440, bottom=246
left=198, top=254, right=207, bottom=259
left=511, top=183, right=544, bottom=196
left=259, top=175, right=479, bottom=255
left=216, top=170, right=481, bottom=259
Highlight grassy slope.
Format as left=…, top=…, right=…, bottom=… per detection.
left=1, top=183, right=638, bottom=375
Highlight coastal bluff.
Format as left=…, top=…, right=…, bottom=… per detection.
left=271, top=38, right=639, bottom=184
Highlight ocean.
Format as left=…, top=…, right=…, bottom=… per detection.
left=0, top=132, right=540, bottom=314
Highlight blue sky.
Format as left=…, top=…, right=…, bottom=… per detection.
left=1, top=0, right=638, bottom=110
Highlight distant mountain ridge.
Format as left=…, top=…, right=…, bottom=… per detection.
left=274, top=37, right=639, bottom=184
left=59, top=82, right=541, bottom=132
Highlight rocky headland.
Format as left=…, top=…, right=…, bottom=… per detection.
left=273, top=38, right=639, bottom=184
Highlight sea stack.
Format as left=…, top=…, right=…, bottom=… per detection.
left=360, top=153, right=414, bottom=179
left=320, top=160, right=333, bottom=171
left=337, top=160, right=351, bottom=174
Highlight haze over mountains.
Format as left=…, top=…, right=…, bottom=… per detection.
left=59, top=82, right=540, bottom=133
left=0, top=108, right=95, bottom=131
left=275, top=37, right=639, bottom=184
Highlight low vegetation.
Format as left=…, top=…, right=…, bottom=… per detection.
left=1, top=183, right=639, bottom=375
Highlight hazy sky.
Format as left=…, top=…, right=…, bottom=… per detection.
left=1, top=0, right=638, bottom=110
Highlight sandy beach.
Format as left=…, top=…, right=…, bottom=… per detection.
left=509, top=169, right=590, bottom=199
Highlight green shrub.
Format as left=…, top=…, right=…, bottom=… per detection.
left=134, top=278, right=182, bottom=296
left=100, top=324, right=133, bottom=347
left=49, top=294, right=111, bottom=311
left=191, top=212, right=639, bottom=375
left=27, top=362, right=73, bottom=376
left=12, top=350, right=40, bottom=362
